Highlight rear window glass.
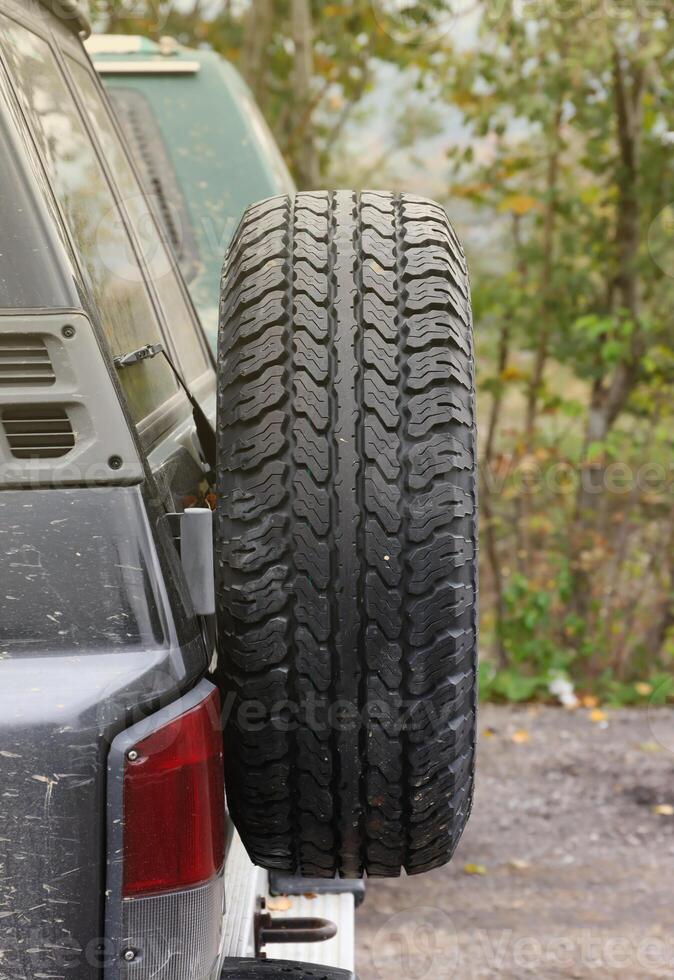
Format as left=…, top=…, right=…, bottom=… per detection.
left=0, top=15, right=179, bottom=422
left=67, top=58, right=210, bottom=385
left=0, top=110, right=67, bottom=310
left=106, top=86, right=199, bottom=286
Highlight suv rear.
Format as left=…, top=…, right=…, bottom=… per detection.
left=0, top=3, right=478, bottom=979
left=0, top=4, right=218, bottom=977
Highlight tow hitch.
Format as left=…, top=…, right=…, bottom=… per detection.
left=255, top=899, right=337, bottom=957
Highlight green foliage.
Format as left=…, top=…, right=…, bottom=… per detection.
left=450, top=1, right=674, bottom=702
left=598, top=672, right=674, bottom=707
left=479, top=568, right=674, bottom=705
left=479, top=664, right=674, bottom=707
left=500, top=573, right=574, bottom=674
left=479, top=663, right=549, bottom=703
left=93, top=0, right=674, bottom=704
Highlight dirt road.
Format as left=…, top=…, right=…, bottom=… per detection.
left=356, top=703, right=674, bottom=978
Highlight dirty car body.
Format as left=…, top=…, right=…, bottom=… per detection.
left=0, top=3, right=218, bottom=977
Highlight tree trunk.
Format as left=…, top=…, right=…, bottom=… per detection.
left=289, top=0, right=320, bottom=188
left=573, top=44, right=645, bottom=623
left=482, top=317, right=511, bottom=667
left=103, top=1, right=120, bottom=31
left=481, top=215, right=522, bottom=666
left=524, top=98, right=563, bottom=449
left=242, top=0, right=274, bottom=116
left=649, top=515, right=674, bottom=661
left=485, top=320, right=510, bottom=466
left=576, top=46, right=644, bottom=523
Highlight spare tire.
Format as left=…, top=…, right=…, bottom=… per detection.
left=216, top=191, right=477, bottom=877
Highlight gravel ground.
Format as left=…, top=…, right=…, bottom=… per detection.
left=356, top=703, right=674, bottom=979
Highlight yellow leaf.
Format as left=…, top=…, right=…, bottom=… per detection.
left=482, top=727, right=496, bottom=738
left=509, top=859, right=530, bottom=871
left=511, top=729, right=530, bottom=744
left=581, top=695, right=599, bottom=708
left=451, top=181, right=490, bottom=199
left=266, top=896, right=293, bottom=912
left=463, top=863, right=488, bottom=876
left=635, top=682, right=652, bottom=696
left=452, top=90, right=481, bottom=109
left=590, top=709, right=607, bottom=723
left=500, top=365, right=525, bottom=381
left=639, top=741, right=662, bottom=753
left=653, top=804, right=674, bottom=816
left=498, top=194, right=539, bottom=216
left=579, top=186, right=601, bottom=205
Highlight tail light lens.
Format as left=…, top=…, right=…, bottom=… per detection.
left=122, top=687, right=225, bottom=897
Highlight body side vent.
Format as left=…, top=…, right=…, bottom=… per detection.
left=0, top=334, right=56, bottom=387
left=0, top=312, right=143, bottom=487
left=2, top=405, right=75, bottom=459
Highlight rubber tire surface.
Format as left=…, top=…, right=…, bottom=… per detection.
left=219, top=960, right=354, bottom=979
left=216, top=191, right=477, bottom=877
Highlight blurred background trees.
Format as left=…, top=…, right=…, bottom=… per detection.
left=92, top=0, right=674, bottom=703
left=442, top=1, right=674, bottom=702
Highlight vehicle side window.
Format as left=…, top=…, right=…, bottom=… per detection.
left=0, top=110, right=67, bottom=309
left=0, top=15, right=178, bottom=423
left=67, top=58, right=210, bottom=385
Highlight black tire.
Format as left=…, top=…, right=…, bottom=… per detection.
left=220, top=960, right=354, bottom=979
left=216, top=191, right=477, bottom=878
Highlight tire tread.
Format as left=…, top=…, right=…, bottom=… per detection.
left=216, top=191, right=477, bottom=877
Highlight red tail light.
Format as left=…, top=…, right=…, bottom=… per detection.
left=122, top=688, right=225, bottom=897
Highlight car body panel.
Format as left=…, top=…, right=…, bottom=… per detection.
left=0, top=486, right=208, bottom=980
